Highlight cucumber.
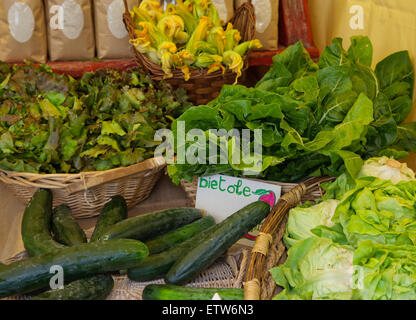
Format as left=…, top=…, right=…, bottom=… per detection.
left=142, top=284, right=244, bottom=300
left=34, top=196, right=129, bottom=300
left=52, top=205, right=87, bottom=246
left=166, top=201, right=271, bottom=285
left=33, top=275, right=114, bottom=300
left=100, top=208, right=203, bottom=241
left=127, top=224, right=216, bottom=282
left=0, top=239, right=148, bottom=298
left=21, top=189, right=65, bottom=257
left=145, top=216, right=216, bottom=255
left=90, top=195, right=127, bottom=242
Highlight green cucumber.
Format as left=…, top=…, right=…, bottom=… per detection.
left=166, top=201, right=271, bottom=285
left=145, top=216, right=216, bottom=255
left=100, top=208, right=203, bottom=241
left=21, top=189, right=65, bottom=257
left=142, top=284, right=244, bottom=300
left=33, top=275, right=114, bottom=300
left=52, top=205, right=87, bottom=246
left=127, top=224, right=217, bottom=282
left=0, top=239, right=148, bottom=298
left=90, top=195, right=127, bottom=242
left=34, top=196, right=129, bottom=300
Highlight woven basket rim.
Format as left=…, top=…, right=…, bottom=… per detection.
left=122, top=0, right=256, bottom=81
left=0, top=157, right=167, bottom=193
left=0, top=156, right=166, bottom=179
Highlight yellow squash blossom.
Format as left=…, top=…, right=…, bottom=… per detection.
left=157, top=15, right=188, bottom=43
left=223, top=50, right=244, bottom=84
left=207, top=62, right=225, bottom=74
left=186, top=16, right=212, bottom=55
left=195, top=53, right=223, bottom=68
left=177, top=66, right=191, bottom=81
left=224, top=23, right=242, bottom=51
left=139, top=0, right=163, bottom=21
left=173, top=49, right=195, bottom=81
left=176, top=0, right=199, bottom=34
left=233, top=39, right=263, bottom=56
left=207, top=26, right=226, bottom=55
left=173, top=49, right=195, bottom=66
left=131, top=7, right=154, bottom=27
left=158, top=41, right=177, bottom=78
left=207, top=1, right=221, bottom=27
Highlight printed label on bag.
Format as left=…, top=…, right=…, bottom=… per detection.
left=107, top=0, right=128, bottom=39
left=8, top=2, right=35, bottom=43
left=195, top=174, right=281, bottom=247
left=61, top=0, right=84, bottom=40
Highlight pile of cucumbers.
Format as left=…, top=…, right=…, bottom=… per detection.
left=0, top=188, right=271, bottom=300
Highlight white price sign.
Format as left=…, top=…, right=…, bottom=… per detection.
left=195, top=174, right=281, bottom=246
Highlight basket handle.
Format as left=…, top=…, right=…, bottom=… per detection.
left=243, top=176, right=335, bottom=300
left=229, top=1, right=257, bottom=43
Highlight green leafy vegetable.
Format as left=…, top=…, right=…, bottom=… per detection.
left=168, top=36, right=416, bottom=184
left=0, top=62, right=191, bottom=173
left=271, top=237, right=355, bottom=300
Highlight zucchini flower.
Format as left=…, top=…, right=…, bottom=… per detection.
left=130, top=38, right=160, bottom=64
left=195, top=53, right=223, bottom=68
left=207, top=62, right=225, bottom=74
left=134, top=21, right=167, bottom=49
left=192, top=0, right=211, bottom=20
left=195, top=53, right=225, bottom=75
left=207, top=1, right=221, bottom=27
left=233, top=39, right=262, bottom=56
left=157, top=15, right=188, bottom=43
left=193, top=41, right=218, bottom=55
left=131, top=7, right=154, bottom=27
left=130, top=37, right=151, bottom=53
left=207, top=26, right=226, bottom=55
left=158, top=42, right=177, bottom=78
left=139, top=0, right=163, bottom=22
left=223, top=50, right=244, bottom=84
left=186, top=16, right=213, bottom=55
left=176, top=0, right=199, bottom=33
left=177, top=66, right=191, bottom=81
left=173, top=49, right=195, bottom=81
left=224, top=23, right=242, bottom=51
left=173, top=49, right=195, bottom=66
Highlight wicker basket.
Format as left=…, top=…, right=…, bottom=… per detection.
left=180, top=176, right=326, bottom=206
left=0, top=157, right=167, bottom=219
left=242, top=176, right=335, bottom=300
left=122, top=0, right=256, bottom=105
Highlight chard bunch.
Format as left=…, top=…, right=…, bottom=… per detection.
left=130, top=0, right=262, bottom=82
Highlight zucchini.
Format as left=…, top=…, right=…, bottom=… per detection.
left=127, top=224, right=216, bottom=282
left=142, top=284, right=244, bottom=300
left=0, top=239, right=148, bottom=298
left=34, top=196, right=129, bottom=300
left=166, top=201, right=271, bottom=285
left=145, top=216, right=216, bottom=255
left=100, top=208, right=203, bottom=241
left=90, top=195, right=127, bottom=242
left=21, top=189, right=65, bottom=257
left=52, top=205, right=87, bottom=246
left=33, top=275, right=114, bottom=300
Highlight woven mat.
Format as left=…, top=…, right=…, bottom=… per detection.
left=3, top=252, right=242, bottom=300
